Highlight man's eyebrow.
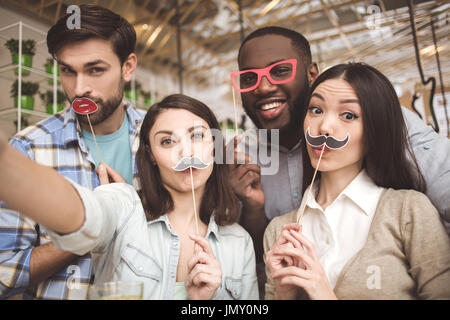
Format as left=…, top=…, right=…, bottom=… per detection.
left=84, top=59, right=110, bottom=67
left=56, top=59, right=70, bottom=67
left=240, top=58, right=290, bottom=71
left=56, top=59, right=110, bottom=68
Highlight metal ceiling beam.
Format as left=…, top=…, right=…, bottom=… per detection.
left=131, top=0, right=167, bottom=26
left=54, top=0, right=63, bottom=24
left=144, top=3, right=207, bottom=59
left=39, top=0, right=60, bottom=9
left=140, top=7, right=177, bottom=55
left=195, top=0, right=352, bottom=54
left=319, top=0, right=357, bottom=59
left=225, top=0, right=257, bottom=30
left=150, top=0, right=201, bottom=56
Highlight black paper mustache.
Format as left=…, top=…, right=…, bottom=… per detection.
left=305, top=127, right=350, bottom=150
left=172, top=156, right=211, bottom=171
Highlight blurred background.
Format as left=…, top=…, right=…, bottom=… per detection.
left=0, top=0, right=448, bottom=138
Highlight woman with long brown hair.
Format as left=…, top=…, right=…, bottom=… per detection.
left=264, top=63, right=450, bottom=300
left=0, top=94, right=258, bottom=300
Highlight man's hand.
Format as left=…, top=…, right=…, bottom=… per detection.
left=229, top=135, right=265, bottom=211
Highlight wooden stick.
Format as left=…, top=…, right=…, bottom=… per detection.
left=232, top=85, right=239, bottom=136
left=86, top=115, right=103, bottom=164
left=297, top=144, right=326, bottom=224
left=189, top=166, right=200, bottom=236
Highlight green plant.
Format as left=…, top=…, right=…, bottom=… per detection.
left=14, top=115, right=29, bottom=131
left=4, top=39, right=36, bottom=55
left=125, top=80, right=142, bottom=92
left=140, top=90, right=151, bottom=100
left=39, top=90, right=66, bottom=105
left=44, top=57, right=55, bottom=67
left=11, top=80, right=39, bottom=97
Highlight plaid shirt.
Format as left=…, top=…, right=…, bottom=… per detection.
left=0, top=103, right=144, bottom=300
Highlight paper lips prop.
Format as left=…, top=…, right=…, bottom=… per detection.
left=72, top=97, right=98, bottom=115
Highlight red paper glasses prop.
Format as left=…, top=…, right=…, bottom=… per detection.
left=72, top=97, right=98, bottom=115
left=230, top=59, right=297, bottom=93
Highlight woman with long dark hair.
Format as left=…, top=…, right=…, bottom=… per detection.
left=264, top=63, right=450, bottom=300
left=0, top=94, right=258, bottom=300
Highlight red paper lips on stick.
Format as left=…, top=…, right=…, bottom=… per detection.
left=72, top=97, right=98, bottom=115
left=71, top=97, right=102, bottom=164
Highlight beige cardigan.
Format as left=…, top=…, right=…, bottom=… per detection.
left=263, top=189, right=450, bottom=300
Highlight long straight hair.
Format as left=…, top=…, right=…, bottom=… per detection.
left=301, top=63, right=426, bottom=193
left=137, top=94, right=240, bottom=226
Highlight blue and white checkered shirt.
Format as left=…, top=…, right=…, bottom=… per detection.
left=0, top=103, right=144, bottom=299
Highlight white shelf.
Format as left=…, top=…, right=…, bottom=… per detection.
left=0, top=107, right=49, bottom=118
left=0, top=21, right=60, bottom=133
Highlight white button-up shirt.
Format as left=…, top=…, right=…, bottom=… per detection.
left=296, top=170, right=384, bottom=288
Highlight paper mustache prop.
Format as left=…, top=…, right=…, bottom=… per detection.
left=71, top=97, right=102, bottom=164
left=297, top=128, right=351, bottom=225
left=305, top=127, right=350, bottom=150
left=172, top=156, right=211, bottom=236
left=172, top=156, right=211, bottom=171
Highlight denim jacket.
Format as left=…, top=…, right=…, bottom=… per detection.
left=48, top=182, right=259, bottom=300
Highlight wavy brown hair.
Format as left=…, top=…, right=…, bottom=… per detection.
left=137, top=94, right=240, bottom=226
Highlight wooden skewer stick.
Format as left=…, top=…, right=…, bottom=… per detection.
left=189, top=166, right=200, bottom=236
left=297, top=144, right=326, bottom=224
left=232, top=85, right=239, bottom=136
left=86, top=114, right=103, bottom=164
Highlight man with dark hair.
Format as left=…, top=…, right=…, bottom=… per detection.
left=230, top=26, right=450, bottom=298
left=0, top=5, right=144, bottom=299
left=231, top=26, right=318, bottom=258
left=229, top=27, right=318, bottom=297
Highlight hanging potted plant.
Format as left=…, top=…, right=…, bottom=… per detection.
left=124, top=80, right=142, bottom=103
left=11, top=80, right=39, bottom=111
left=14, top=115, right=30, bottom=132
left=44, top=58, right=60, bottom=85
left=4, top=39, right=36, bottom=76
left=140, top=90, right=152, bottom=106
left=40, top=89, right=66, bottom=114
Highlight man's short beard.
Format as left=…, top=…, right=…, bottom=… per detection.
left=244, top=84, right=309, bottom=135
left=280, top=88, right=309, bottom=136
left=73, top=80, right=125, bottom=126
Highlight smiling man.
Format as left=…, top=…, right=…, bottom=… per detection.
left=0, top=5, right=144, bottom=299
left=230, top=27, right=318, bottom=259
left=229, top=27, right=318, bottom=297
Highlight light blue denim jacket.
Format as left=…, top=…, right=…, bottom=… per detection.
left=48, top=182, right=259, bottom=300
